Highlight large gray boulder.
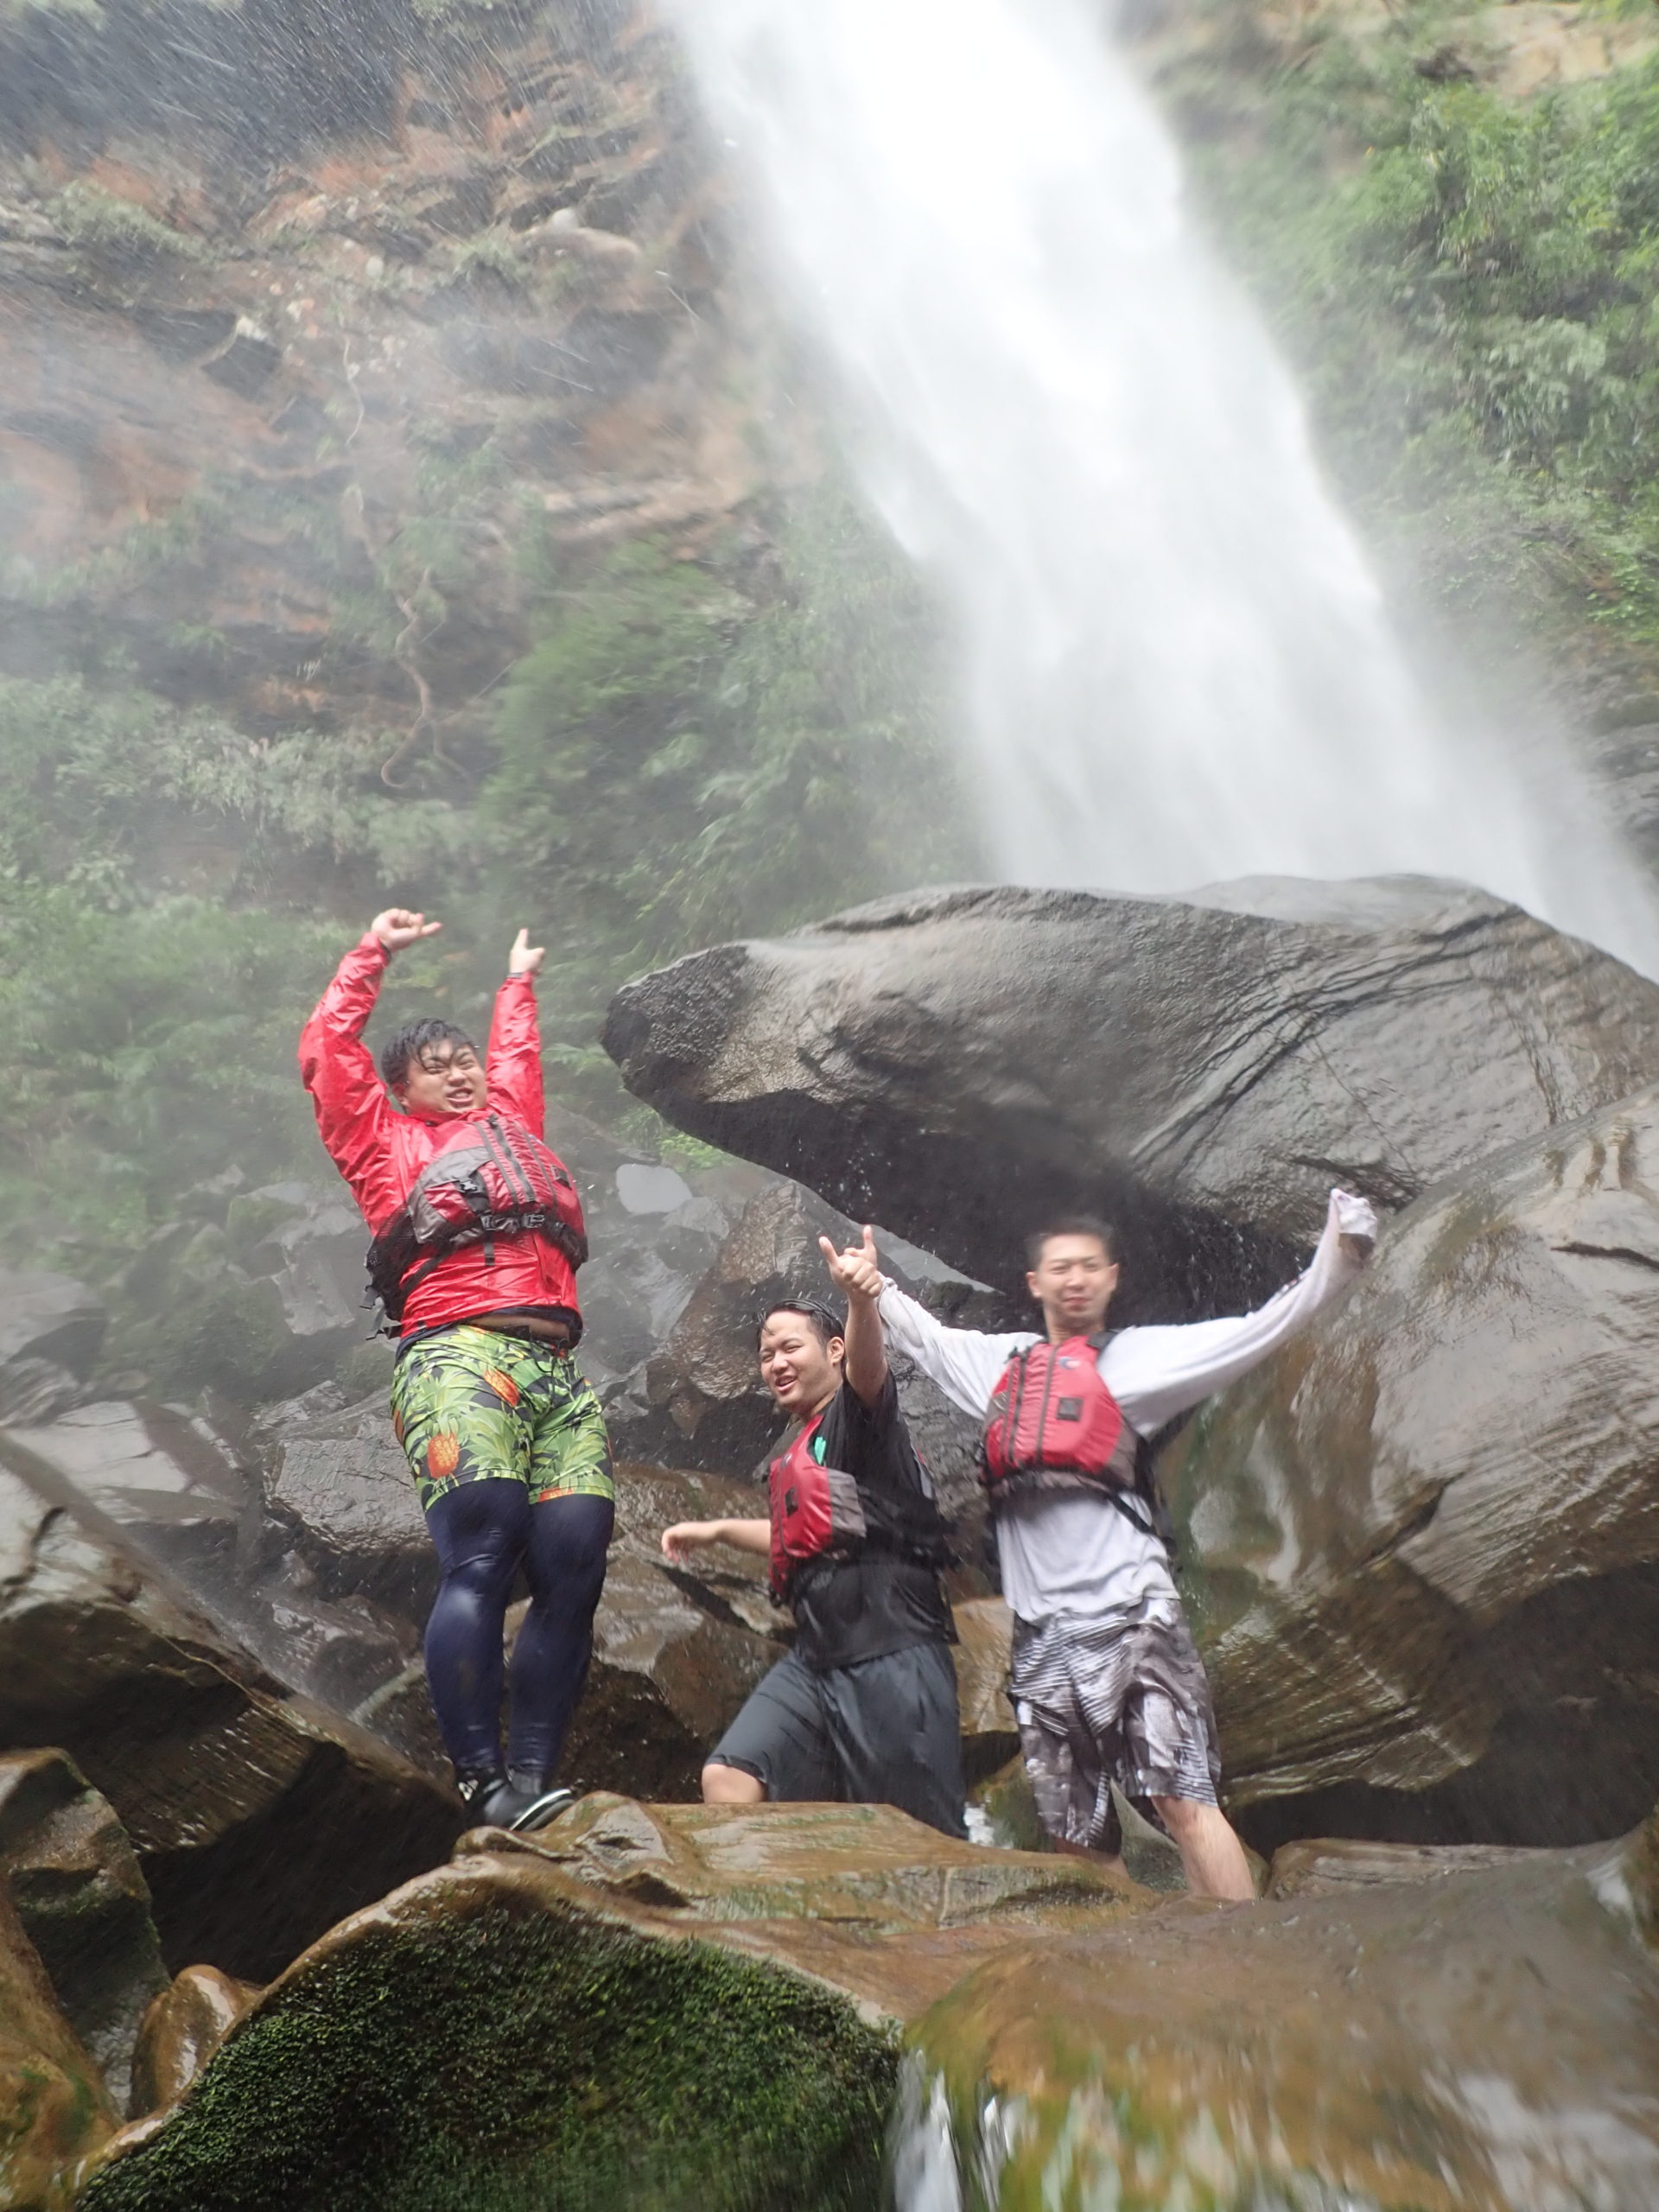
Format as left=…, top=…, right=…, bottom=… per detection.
left=603, top=878, right=1659, bottom=1314
left=1161, top=1081, right=1659, bottom=1852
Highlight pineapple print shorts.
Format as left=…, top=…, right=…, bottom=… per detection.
left=390, top=1324, right=614, bottom=1516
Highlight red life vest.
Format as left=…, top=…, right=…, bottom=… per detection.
left=766, top=1414, right=868, bottom=1603
left=982, top=1333, right=1167, bottom=1550
left=365, top=1111, right=587, bottom=1325
left=766, top=1402, right=953, bottom=1604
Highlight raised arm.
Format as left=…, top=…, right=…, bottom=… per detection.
left=817, top=1225, right=890, bottom=1408
left=875, top=1277, right=1031, bottom=1420
left=486, top=926, right=545, bottom=1135
left=1106, top=1189, right=1378, bottom=1433
left=298, top=909, right=435, bottom=1227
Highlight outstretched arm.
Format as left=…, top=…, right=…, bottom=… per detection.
left=298, top=909, right=441, bottom=1227
left=818, top=1225, right=889, bottom=1408
left=1106, top=1189, right=1379, bottom=1433
left=486, top=926, right=545, bottom=1135
left=662, top=1518, right=771, bottom=1563
left=876, top=1280, right=1031, bottom=1421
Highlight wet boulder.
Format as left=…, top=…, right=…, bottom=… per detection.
left=1161, top=1083, right=1659, bottom=1850
left=900, top=1810, right=1659, bottom=2211
left=261, top=1389, right=429, bottom=1613
left=129, top=1966, right=257, bottom=2120
left=601, top=1178, right=996, bottom=1491
left=80, top=1799, right=1140, bottom=2212
left=0, top=1880, right=114, bottom=2208
left=0, top=1449, right=461, bottom=1983
left=0, top=1751, right=168, bottom=2116
left=0, top=1272, right=105, bottom=1427
left=603, top=878, right=1659, bottom=1316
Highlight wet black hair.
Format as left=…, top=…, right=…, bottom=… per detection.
left=379, top=1017, right=480, bottom=1092
left=1025, top=1214, right=1119, bottom=1268
left=753, top=1300, right=846, bottom=1351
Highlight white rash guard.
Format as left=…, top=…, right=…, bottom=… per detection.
left=878, top=1189, right=1377, bottom=1627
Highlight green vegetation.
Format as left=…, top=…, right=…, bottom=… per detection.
left=1165, top=7, right=1659, bottom=677
left=81, top=1899, right=898, bottom=2212
left=1, top=485, right=971, bottom=1389
left=49, top=180, right=208, bottom=264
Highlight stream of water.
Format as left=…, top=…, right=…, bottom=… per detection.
left=666, top=0, right=1659, bottom=972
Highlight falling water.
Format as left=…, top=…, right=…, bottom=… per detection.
left=666, top=0, right=1659, bottom=970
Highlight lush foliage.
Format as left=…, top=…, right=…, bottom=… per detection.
left=1167, top=10, right=1659, bottom=665
left=0, top=489, right=972, bottom=1350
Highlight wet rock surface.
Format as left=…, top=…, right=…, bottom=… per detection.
left=604, top=877, right=1659, bottom=1314
left=79, top=1797, right=1141, bottom=2212
left=1161, top=1083, right=1659, bottom=1850
left=903, top=1810, right=1659, bottom=2211
left=0, top=1272, right=105, bottom=1427
left=0, top=1453, right=460, bottom=1983
left=0, top=1751, right=167, bottom=2116
left=0, top=1879, right=114, bottom=2209
left=128, top=1965, right=257, bottom=2121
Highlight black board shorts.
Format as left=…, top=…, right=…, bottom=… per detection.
left=707, top=1640, right=968, bottom=1840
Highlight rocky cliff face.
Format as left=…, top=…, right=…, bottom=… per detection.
left=0, top=0, right=753, bottom=763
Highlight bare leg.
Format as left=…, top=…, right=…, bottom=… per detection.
left=1054, top=1835, right=1131, bottom=1883
left=1150, top=1796, right=1255, bottom=1901
left=702, top=1760, right=765, bottom=1806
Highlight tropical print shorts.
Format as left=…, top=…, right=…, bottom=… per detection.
left=389, top=1324, right=614, bottom=1515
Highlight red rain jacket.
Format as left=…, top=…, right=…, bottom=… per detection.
left=298, top=934, right=581, bottom=1336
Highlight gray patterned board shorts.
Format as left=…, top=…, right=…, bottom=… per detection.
left=1010, top=1601, right=1224, bottom=1855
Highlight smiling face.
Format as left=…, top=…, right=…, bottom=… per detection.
left=395, top=1037, right=488, bottom=1119
left=757, top=1307, right=845, bottom=1421
left=1027, top=1232, right=1120, bottom=1341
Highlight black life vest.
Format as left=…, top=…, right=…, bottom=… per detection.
left=766, top=1406, right=952, bottom=1605
left=982, top=1332, right=1171, bottom=1548
left=365, top=1111, right=587, bottom=1325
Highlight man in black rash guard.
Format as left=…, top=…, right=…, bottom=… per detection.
left=660, top=1229, right=965, bottom=1838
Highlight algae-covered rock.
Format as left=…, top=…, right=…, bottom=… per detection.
left=0, top=1881, right=114, bottom=2209
left=902, top=1814, right=1659, bottom=2210
left=0, top=1751, right=168, bottom=2115
left=81, top=1796, right=1145, bottom=2212
left=79, top=1848, right=903, bottom=2212
left=1162, top=1084, right=1659, bottom=1848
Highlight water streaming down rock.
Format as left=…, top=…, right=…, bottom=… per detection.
left=664, top=0, right=1659, bottom=969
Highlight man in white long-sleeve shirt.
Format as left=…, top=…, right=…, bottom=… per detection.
left=830, top=1189, right=1376, bottom=1900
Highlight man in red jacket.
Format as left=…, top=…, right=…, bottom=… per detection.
left=300, top=907, right=613, bottom=1832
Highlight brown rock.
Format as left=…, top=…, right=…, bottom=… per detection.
left=1264, top=1834, right=1549, bottom=1900
left=1162, top=1084, right=1659, bottom=1849
left=950, top=1596, right=1019, bottom=1783
left=0, top=1449, right=461, bottom=1985
left=0, top=1881, right=113, bottom=2209
left=0, top=1751, right=167, bottom=2115
left=80, top=1798, right=1142, bottom=2210
left=902, top=1811, right=1659, bottom=2210
left=129, top=1967, right=257, bottom=2120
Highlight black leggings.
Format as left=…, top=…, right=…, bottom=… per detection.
left=423, top=1478, right=613, bottom=1783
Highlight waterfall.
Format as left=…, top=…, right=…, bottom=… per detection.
left=665, top=0, right=1659, bottom=971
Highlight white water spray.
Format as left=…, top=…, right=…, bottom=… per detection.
left=667, top=0, right=1659, bottom=969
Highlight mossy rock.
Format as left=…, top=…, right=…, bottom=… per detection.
left=80, top=1853, right=899, bottom=2212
